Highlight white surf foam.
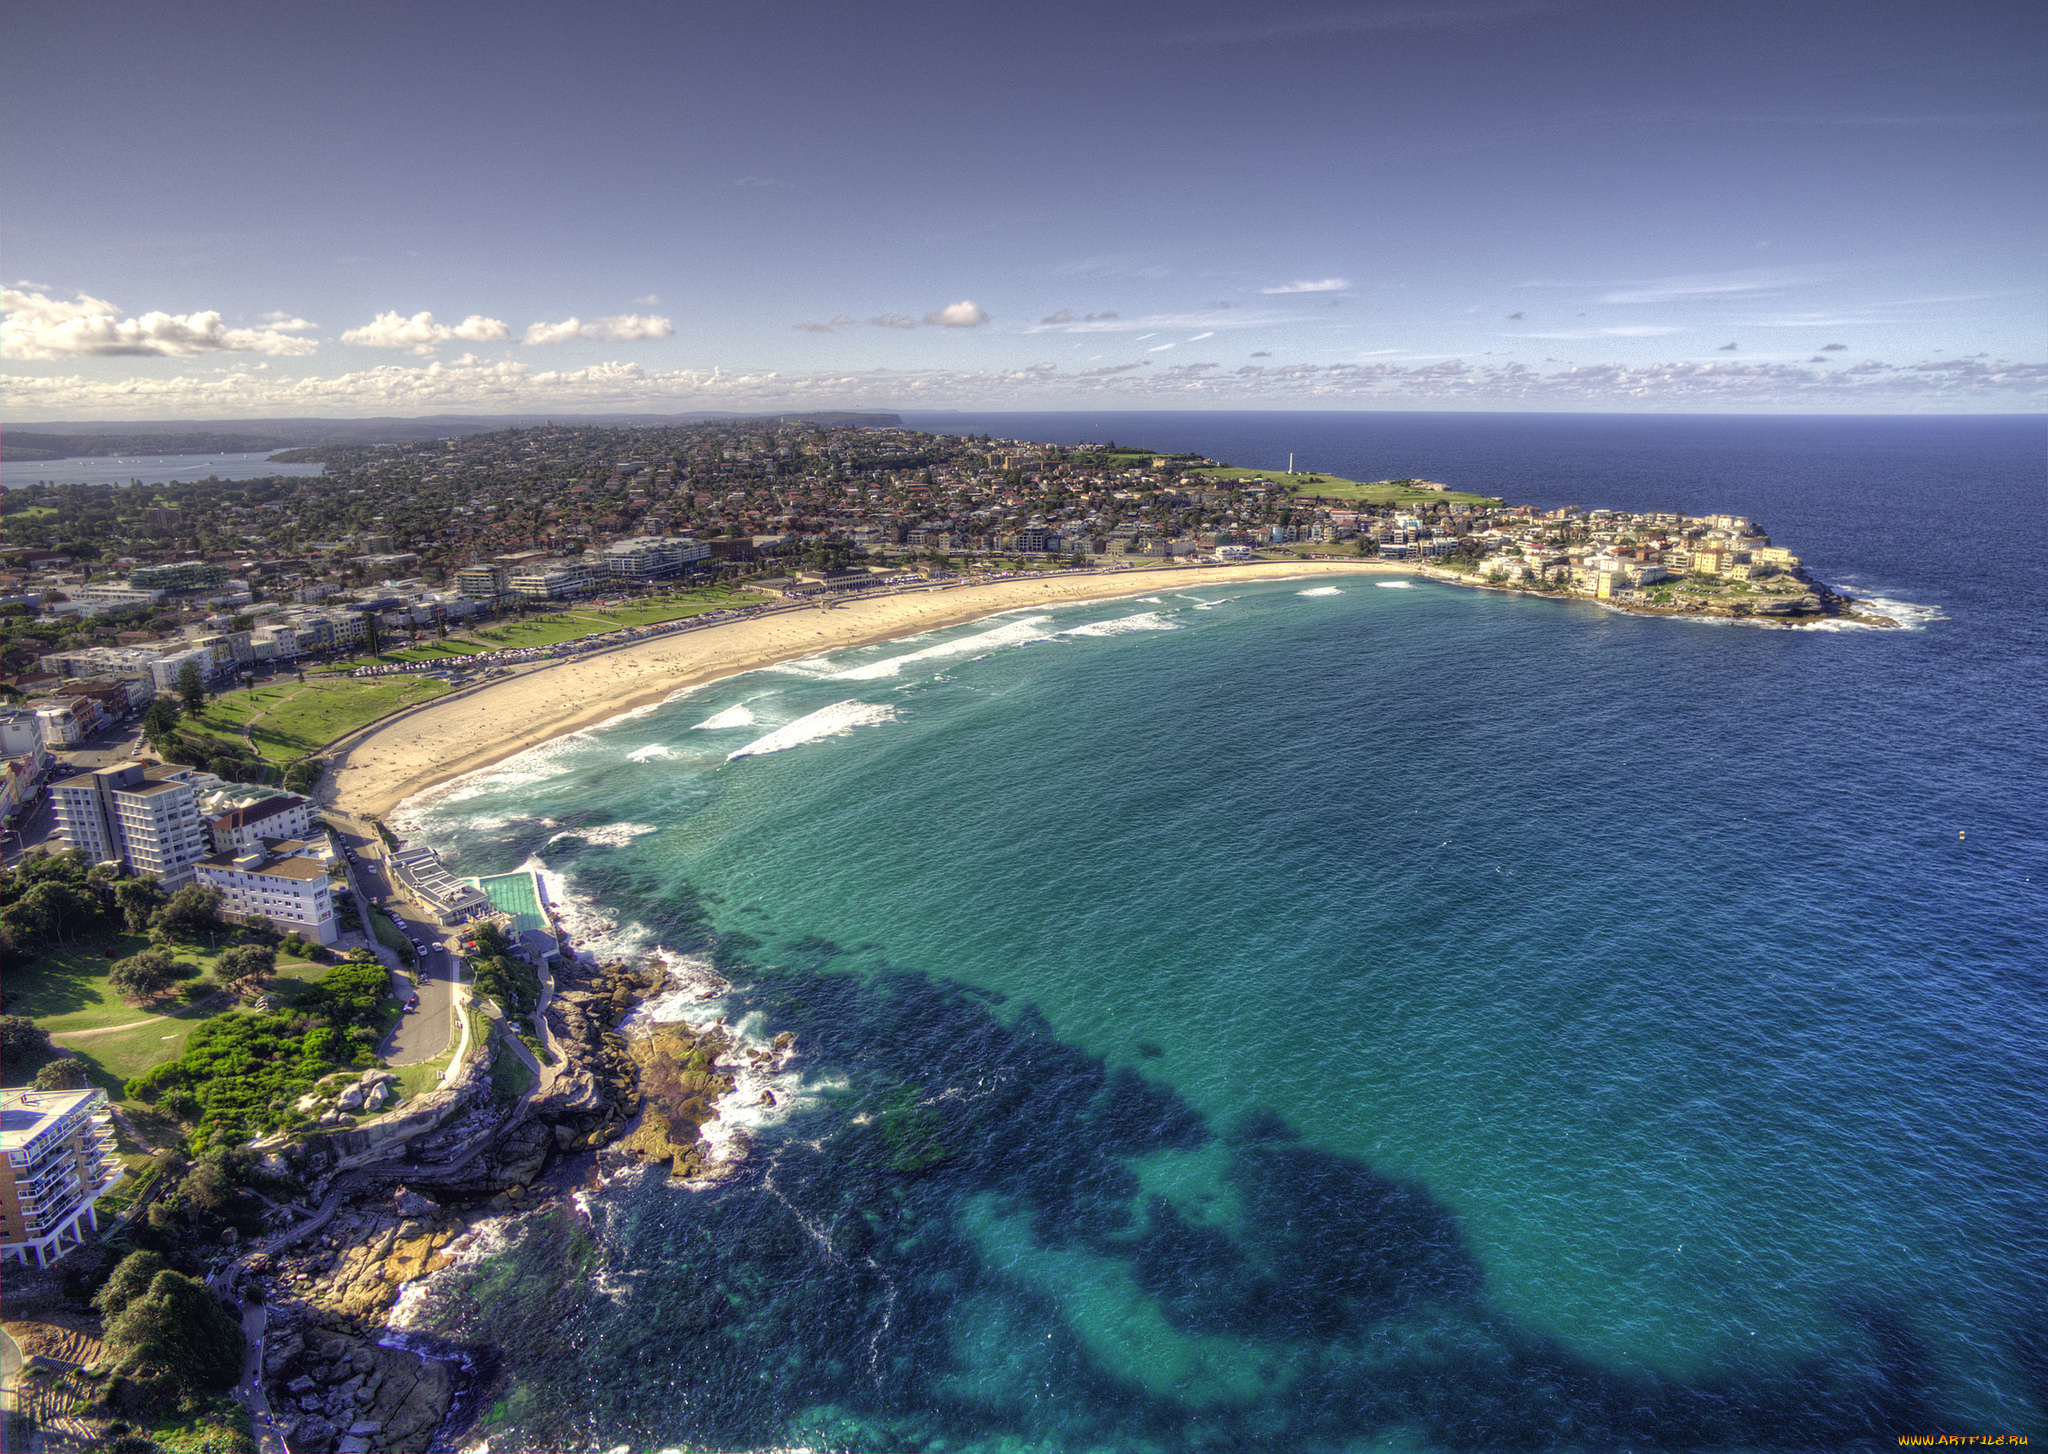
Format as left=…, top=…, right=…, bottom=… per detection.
left=768, top=654, right=839, bottom=677
left=727, top=700, right=898, bottom=760
left=1297, top=586, right=1344, bottom=597
left=1838, top=592, right=1946, bottom=630
left=546, top=822, right=659, bottom=850
left=1377, top=581, right=1415, bottom=589
left=690, top=703, right=757, bottom=730
left=830, top=616, right=1052, bottom=680
left=1062, top=612, right=1182, bottom=638
left=621, top=950, right=732, bottom=1032
left=626, top=743, right=673, bottom=761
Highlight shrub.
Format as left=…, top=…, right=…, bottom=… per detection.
left=100, top=1267, right=243, bottom=1392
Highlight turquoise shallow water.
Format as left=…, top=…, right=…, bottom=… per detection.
left=391, top=416, right=2046, bottom=1451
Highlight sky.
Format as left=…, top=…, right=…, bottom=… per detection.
left=4, top=0, right=2043, bottom=419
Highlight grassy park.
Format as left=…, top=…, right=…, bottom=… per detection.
left=190, top=675, right=452, bottom=765
left=1189, top=465, right=1500, bottom=506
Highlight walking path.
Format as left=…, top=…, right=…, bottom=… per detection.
left=48, top=993, right=227, bottom=1040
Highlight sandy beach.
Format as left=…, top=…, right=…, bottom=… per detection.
left=327, top=559, right=1410, bottom=820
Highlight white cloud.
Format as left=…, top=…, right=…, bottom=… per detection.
left=1261, top=278, right=1351, bottom=294
left=633, top=294, right=662, bottom=306
left=522, top=313, right=674, bottom=345
left=5, top=353, right=2038, bottom=421
left=1512, top=325, right=1684, bottom=339
left=924, top=300, right=988, bottom=328
left=870, top=315, right=918, bottom=329
left=1187, top=331, right=1216, bottom=342
left=340, top=310, right=511, bottom=354
left=1599, top=269, right=1819, bottom=305
left=3, top=287, right=319, bottom=358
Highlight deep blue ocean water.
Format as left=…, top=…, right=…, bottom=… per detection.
left=392, top=413, right=2047, bottom=1452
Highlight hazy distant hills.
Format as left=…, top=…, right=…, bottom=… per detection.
left=1, top=411, right=904, bottom=461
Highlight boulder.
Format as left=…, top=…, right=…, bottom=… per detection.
left=336, top=1083, right=366, bottom=1112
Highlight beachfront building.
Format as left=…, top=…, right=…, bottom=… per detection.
left=128, top=560, right=229, bottom=593
left=455, top=565, right=510, bottom=597
left=592, top=535, right=711, bottom=580
left=0, top=1087, right=119, bottom=1267
left=207, top=792, right=313, bottom=853
left=389, top=845, right=490, bottom=923
left=507, top=561, right=596, bottom=599
left=51, top=761, right=208, bottom=887
left=192, top=838, right=341, bottom=944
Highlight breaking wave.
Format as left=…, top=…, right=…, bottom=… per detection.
left=830, top=616, right=1053, bottom=680
left=728, top=701, right=900, bottom=760
left=1062, top=612, right=1181, bottom=638
left=691, top=704, right=759, bottom=730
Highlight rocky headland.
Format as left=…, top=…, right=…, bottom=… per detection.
left=236, top=949, right=767, bottom=1453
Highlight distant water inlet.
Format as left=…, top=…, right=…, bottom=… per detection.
left=388, top=416, right=2047, bottom=1452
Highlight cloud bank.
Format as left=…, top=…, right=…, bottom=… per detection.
left=2, top=288, right=317, bottom=358
left=7, top=353, right=2038, bottom=420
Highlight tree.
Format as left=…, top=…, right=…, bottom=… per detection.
left=17, top=879, right=99, bottom=944
left=215, top=943, right=275, bottom=991
left=175, top=659, right=206, bottom=717
left=33, top=1056, right=91, bottom=1091
left=141, top=696, right=181, bottom=745
left=151, top=884, right=224, bottom=936
left=109, top=950, right=179, bottom=1002
left=114, top=877, right=166, bottom=933
left=0, top=1014, right=53, bottom=1076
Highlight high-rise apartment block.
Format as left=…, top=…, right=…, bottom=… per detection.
left=50, top=760, right=208, bottom=888
left=0, top=1087, right=119, bottom=1267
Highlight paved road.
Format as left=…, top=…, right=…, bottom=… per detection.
left=329, top=826, right=459, bottom=1068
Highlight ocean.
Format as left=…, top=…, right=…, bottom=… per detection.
left=388, top=413, right=2047, bottom=1452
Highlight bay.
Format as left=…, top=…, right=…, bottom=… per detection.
left=391, top=412, right=2047, bottom=1451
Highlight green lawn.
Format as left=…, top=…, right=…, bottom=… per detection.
left=489, top=1034, right=537, bottom=1107
left=6, top=932, right=230, bottom=1032
left=1190, top=466, right=1500, bottom=506
left=241, top=675, right=451, bottom=761
left=66, top=1010, right=223, bottom=1090
left=389, top=1040, right=457, bottom=1102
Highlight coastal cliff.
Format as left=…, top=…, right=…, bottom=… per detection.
left=238, top=950, right=711, bottom=1452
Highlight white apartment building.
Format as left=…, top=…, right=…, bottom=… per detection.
left=507, top=562, right=596, bottom=598
left=207, top=792, right=313, bottom=852
left=51, top=760, right=209, bottom=888
left=0, top=1087, right=119, bottom=1267
left=592, top=536, right=711, bottom=580
left=0, top=708, right=47, bottom=758
left=193, top=839, right=340, bottom=944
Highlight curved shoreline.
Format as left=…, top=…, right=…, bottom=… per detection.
left=327, top=560, right=1412, bottom=821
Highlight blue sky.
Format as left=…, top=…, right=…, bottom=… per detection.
left=4, top=0, right=2041, bottom=417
